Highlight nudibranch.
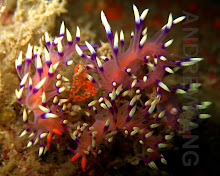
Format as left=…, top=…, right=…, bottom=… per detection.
left=71, top=4, right=211, bottom=171
left=15, top=22, right=88, bottom=155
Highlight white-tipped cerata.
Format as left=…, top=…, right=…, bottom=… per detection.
left=75, top=44, right=83, bottom=57
left=16, top=51, right=23, bottom=68
left=26, top=44, right=33, bottom=59
left=173, top=16, right=186, bottom=25
left=39, top=146, right=44, bottom=156
left=33, top=77, right=46, bottom=92
left=164, top=39, right=174, bottom=48
left=60, top=21, right=65, bottom=36
left=20, top=73, right=29, bottom=87
left=57, top=41, right=63, bottom=54
left=101, top=11, right=111, bottom=34
left=120, top=30, right=124, bottom=42
left=140, top=34, right=147, bottom=47
left=114, top=32, right=119, bottom=50
left=44, top=47, right=51, bottom=64
left=23, top=108, right=28, bottom=122
left=66, top=28, right=72, bottom=43
left=142, top=27, right=148, bottom=36
left=76, top=26, right=80, bottom=40
left=140, top=8, right=149, bottom=21
left=158, top=81, right=170, bottom=92
left=166, top=13, right=173, bottom=29
left=45, top=32, right=50, bottom=44
left=85, top=41, right=96, bottom=55
left=36, top=54, right=42, bottom=70
left=133, top=4, right=140, bottom=25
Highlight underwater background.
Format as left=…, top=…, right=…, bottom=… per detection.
left=0, top=0, right=219, bottom=175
